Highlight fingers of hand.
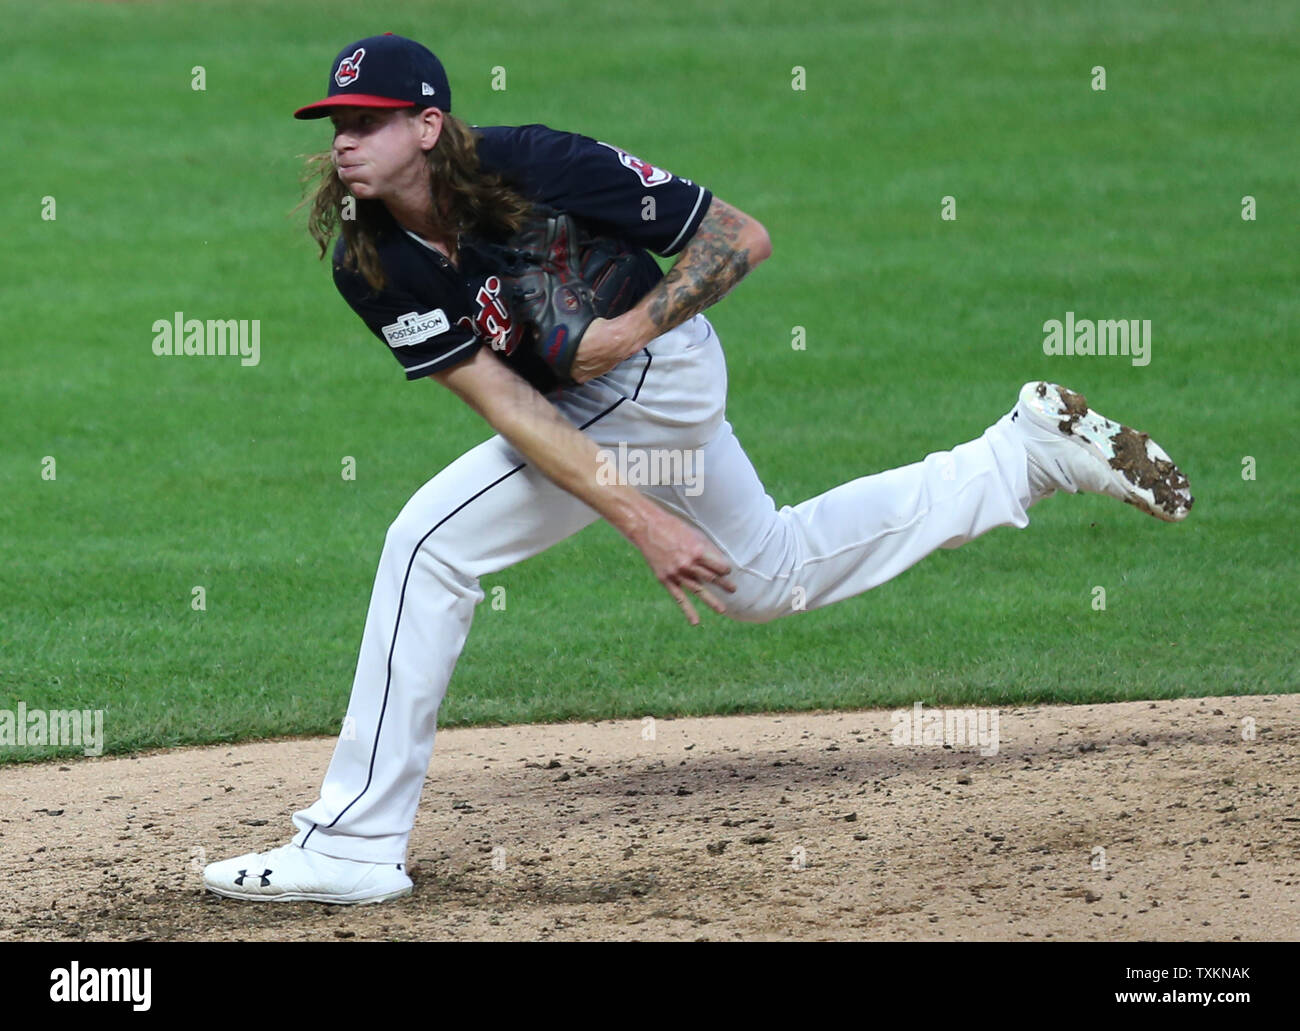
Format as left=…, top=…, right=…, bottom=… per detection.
left=674, top=572, right=728, bottom=616
left=700, top=550, right=734, bottom=585
left=692, top=582, right=729, bottom=616
left=665, top=580, right=700, bottom=626
left=709, top=573, right=738, bottom=595
left=688, top=552, right=736, bottom=596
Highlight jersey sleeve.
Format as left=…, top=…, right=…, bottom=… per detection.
left=332, top=259, right=480, bottom=381
left=476, top=124, right=713, bottom=257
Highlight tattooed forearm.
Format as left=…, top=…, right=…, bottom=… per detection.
left=587, top=197, right=770, bottom=369
left=644, top=198, right=765, bottom=335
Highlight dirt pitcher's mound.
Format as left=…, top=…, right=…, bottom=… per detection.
left=1, top=695, right=1297, bottom=941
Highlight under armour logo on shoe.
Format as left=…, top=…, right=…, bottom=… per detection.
left=234, top=868, right=272, bottom=887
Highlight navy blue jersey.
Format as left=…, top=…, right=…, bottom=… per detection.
left=332, top=123, right=713, bottom=389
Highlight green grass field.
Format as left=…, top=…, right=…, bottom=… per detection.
left=2, top=0, right=1296, bottom=761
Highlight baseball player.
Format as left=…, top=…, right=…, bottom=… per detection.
left=203, top=34, right=1192, bottom=904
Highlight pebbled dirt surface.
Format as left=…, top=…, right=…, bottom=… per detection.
left=1, top=695, right=1297, bottom=941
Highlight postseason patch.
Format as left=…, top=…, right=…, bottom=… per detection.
left=382, top=309, right=450, bottom=348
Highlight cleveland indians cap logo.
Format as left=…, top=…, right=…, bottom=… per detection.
left=335, top=47, right=366, bottom=87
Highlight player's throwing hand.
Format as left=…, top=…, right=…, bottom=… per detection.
left=630, top=506, right=737, bottom=625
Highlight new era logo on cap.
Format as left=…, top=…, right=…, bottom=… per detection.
left=293, top=34, right=452, bottom=119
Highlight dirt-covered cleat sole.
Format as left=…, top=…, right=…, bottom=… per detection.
left=203, top=843, right=413, bottom=904
left=1011, top=381, right=1193, bottom=522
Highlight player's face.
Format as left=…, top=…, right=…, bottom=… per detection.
left=328, top=107, right=427, bottom=200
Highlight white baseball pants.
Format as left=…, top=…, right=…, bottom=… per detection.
left=293, top=314, right=1033, bottom=862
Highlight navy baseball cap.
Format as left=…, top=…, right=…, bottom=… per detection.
left=293, top=33, right=452, bottom=119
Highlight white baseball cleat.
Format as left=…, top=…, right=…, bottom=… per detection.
left=203, top=843, right=413, bottom=904
left=1010, top=381, right=1193, bottom=522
